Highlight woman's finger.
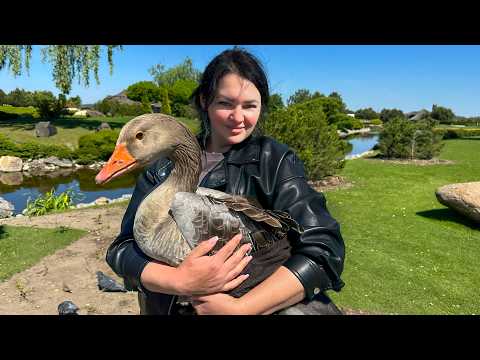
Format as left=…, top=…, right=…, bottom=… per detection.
left=213, top=233, right=242, bottom=262
left=226, top=255, right=252, bottom=282
left=222, top=273, right=249, bottom=292
left=188, top=236, right=218, bottom=258
left=223, top=242, right=251, bottom=271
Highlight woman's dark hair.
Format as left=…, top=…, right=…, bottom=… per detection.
left=191, top=47, right=269, bottom=149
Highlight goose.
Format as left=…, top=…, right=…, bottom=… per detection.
left=95, top=113, right=303, bottom=298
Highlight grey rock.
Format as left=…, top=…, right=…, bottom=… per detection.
left=35, top=121, right=57, bottom=137
left=276, top=293, right=344, bottom=315
left=43, top=157, right=73, bottom=168
left=96, top=122, right=111, bottom=131
left=96, top=271, right=127, bottom=292
left=436, top=182, right=480, bottom=224
left=0, top=197, right=14, bottom=218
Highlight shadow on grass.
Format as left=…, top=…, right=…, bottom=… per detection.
left=416, top=208, right=479, bottom=230
left=0, top=225, right=7, bottom=239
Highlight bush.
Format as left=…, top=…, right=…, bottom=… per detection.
left=328, top=113, right=363, bottom=130
left=74, top=129, right=120, bottom=164
left=370, top=118, right=383, bottom=126
left=0, top=133, right=73, bottom=160
left=262, top=98, right=348, bottom=179
left=378, top=117, right=443, bottom=159
left=435, top=128, right=480, bottom=139
left=126, top=81, right=162, bottom=103
left=33, top=91, right=65, bottom=119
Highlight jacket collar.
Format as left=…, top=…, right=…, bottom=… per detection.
left=196, top=134, right=261, bottom=165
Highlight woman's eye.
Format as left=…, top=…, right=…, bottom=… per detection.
left=218, top=101, right=230, bottom=106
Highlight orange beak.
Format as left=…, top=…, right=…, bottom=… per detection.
left=95, top=143, right=137, bottom=185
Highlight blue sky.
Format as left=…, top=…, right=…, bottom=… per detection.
left=1, top=45, right=479, bottom=117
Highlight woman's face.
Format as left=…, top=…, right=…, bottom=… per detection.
left=206, top=73, right=261, bottom=153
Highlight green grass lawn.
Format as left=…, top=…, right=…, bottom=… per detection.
left=326, top=139, right=480, bottom=314
left=0, top=105, right=200, bottom=150
left=0, top=225, right=87, bottom=282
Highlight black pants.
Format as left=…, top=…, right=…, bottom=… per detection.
left=138, top=291, right=343, bottom=315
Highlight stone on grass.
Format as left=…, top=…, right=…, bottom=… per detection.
left=35, top=121, right=57, bottom=137
left=435, top=182, right=480, bottom=224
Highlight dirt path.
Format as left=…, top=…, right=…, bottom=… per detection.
left=0, top=205, right=140, bottom=315
left=0, top=204, right=373, bottom=315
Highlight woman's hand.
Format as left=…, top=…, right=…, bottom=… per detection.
left=174, top=234, right=252, bottom=296
left=191, top=293, right=246, bottom=315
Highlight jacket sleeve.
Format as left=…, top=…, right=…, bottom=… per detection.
left=105, top=160, right=170, bottom=292
left=270, top=150, right=346, bottom=300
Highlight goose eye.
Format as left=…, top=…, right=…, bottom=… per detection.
left=136, top=132, right=144, bottom=140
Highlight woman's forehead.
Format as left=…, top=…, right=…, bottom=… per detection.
left=215, top=74, right=260, bottom=100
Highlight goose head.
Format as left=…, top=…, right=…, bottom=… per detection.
left=95, top=113, right=199, bottom=185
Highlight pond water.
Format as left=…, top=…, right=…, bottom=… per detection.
left=1, top=133, right=381, bottom=214
left=0, top=168, right=141, bottom=215
left=346, top=133, right=379, bottom=157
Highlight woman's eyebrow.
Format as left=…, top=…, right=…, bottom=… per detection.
left=217, top=95, right=259, bottom=103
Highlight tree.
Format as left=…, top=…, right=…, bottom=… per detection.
left=379, top=108, right=405, bottom=123
left=66, top=95, right=81, bottom=108
left=0, top=45, right=122, bottom=94
left=268, top=93, right=284, bottom=112
left=160, top=88, right=172, bottom=115
left=149, top=57, right=202, bottom=88
left=355, top=107, right=379, bottom=120
left=262, top=97, right=348, bottom=179
left=328, top=92, right=347, bottom=113
left=287, top=89, right=312, bottom=106
left=33, top=91, right=65, bottom=119
left=0, top=89, right=6, bottom=105
left=126, top=81, right=162, bottom=103
left=431, top=104, right=455, bottom=123
left=6, top=88, right=34, bottom=107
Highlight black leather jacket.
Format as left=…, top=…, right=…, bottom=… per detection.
left=106, top=134, right=345, bottom=314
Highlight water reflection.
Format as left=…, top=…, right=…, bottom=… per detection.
left=0, top=168, right=141, bottom=214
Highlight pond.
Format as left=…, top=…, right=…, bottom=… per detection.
left=1, top=133, right=381, bottom=214
left=346, top=133, right=379, bottom=158
left=0, top=168, right=140, bottom=215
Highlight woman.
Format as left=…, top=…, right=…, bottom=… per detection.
left=106, top=47, right=345, bottom=315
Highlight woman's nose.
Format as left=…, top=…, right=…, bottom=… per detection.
left=230, top=107, right=244, bottom=123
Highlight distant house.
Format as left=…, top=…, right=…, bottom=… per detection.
left=406, top=109, right=429, bottom=121
left=104, top=90, right=142, bottom=106
left=346, top=113, right=355, bottom=118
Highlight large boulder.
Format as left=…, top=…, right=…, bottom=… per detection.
left=35, top=121, right=57, bottom=137
left=96, top=122, right=112, bottom=132
left=0, top=197, right=14, bottom=218
left=43, top=156, right=73, bottom=168
left=0, top=156, right=23, bottom=172
left=435, top=182, right=480, bottom=223
left=85, top=109, right=104, bottom=117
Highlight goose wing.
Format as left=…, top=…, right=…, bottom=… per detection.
left=169, top=189, right=303, bottom=253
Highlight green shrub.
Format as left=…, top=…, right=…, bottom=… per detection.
left=74, top=129, right=120, bottom=164
left=329, top=113, right=363, bottom=130
left=378, top=117, right=443, bottom=159
left=262, top=98, right=348, bottom=179
left=126, top=81, right=162, bottom=103
left=0, top=133, right=73, bottom=160
left=33, top=91, right=65, bottom=119
left=434, top=128, right=480, bottom=139
left=370, top=118, right=383, bottom=126
left=25, top=188, right=75, bottom=216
